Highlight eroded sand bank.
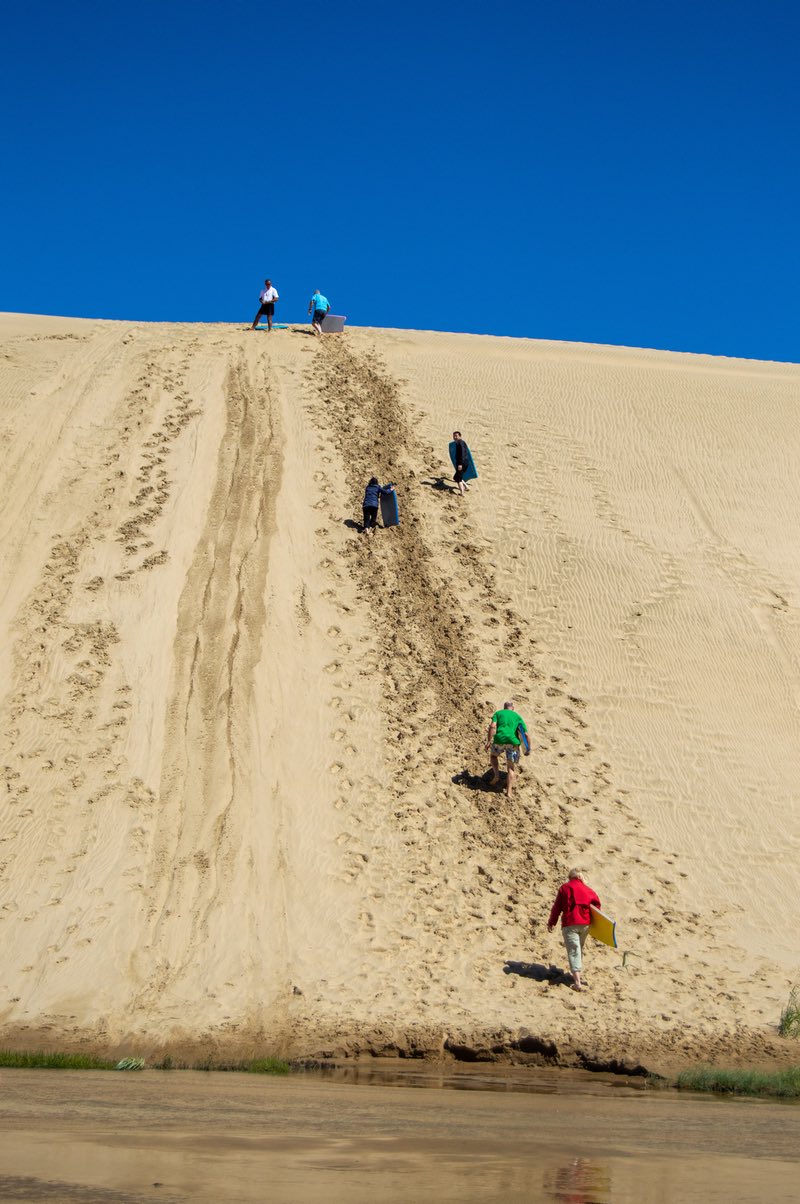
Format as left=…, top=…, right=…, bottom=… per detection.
left=0, top=314, right=798, bottom=1070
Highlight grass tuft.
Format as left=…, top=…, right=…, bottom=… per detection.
left=676, top=1065, right=800, bottom=1098
left=779, top=987, right=800, bottom=1039
left=190, top=1056, right=290, bottom=1074
left=0, top=1050, right=116, bottom=1070
left=247, top=1057, right=290, bottom=1075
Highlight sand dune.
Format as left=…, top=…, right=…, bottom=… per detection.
left=0, top=312, right=798, bottom=1071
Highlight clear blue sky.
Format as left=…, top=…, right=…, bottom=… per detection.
left=2, top=1, right=798, bottom=360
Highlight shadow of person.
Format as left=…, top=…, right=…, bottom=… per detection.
left=503, top=960, right=572, bottom=985
left=420, top=476, right=455, bottom=493
left=452, top=769, right=504, bottom=793
left=343, top=519, right=361, bottom=530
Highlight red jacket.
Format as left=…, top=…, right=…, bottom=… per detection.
left=549, top=878, right=600, bottom=928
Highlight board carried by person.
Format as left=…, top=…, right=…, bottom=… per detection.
left=588, top=905, right=617, bottom=948
left=379, top=483, right=399, bottom=528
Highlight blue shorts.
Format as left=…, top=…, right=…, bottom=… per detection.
left=313, top=309, right=327, bottom=324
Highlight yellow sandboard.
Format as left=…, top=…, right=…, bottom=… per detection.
left=588, top=905, right=617, bottom=948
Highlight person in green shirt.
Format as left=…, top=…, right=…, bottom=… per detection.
left=486, top=700, right=529, bottom=798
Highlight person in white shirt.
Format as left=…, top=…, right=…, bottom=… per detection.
left=251, top=279, right=279, bottom=331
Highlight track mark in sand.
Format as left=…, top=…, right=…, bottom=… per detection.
left=311, top=344, right=485, bottom=756
left=0, top=336, right=211, bottom=956
left=132, top=350, right=284, bottom=1007
left=307, top=342, right=582, bottom=922
left=113, top=358, right=201, bottom=579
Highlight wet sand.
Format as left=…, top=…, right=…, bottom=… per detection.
left=1, top=1068, right=798, bottom=1202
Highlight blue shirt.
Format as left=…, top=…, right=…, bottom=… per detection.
left=311, top=292, right=329, bottom=312
left=363, top=482, right=385, bottom=507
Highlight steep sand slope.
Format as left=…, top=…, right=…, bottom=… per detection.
left=0, top=313, right=797, bottom=1070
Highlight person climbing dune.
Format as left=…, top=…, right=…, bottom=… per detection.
left=361, top=477, right=394, bottom=536
left=486, top=700, right=529, bottom=797
left=449, top=430, right=477, bottom=496
left=547, top=868, right=601, bottom=992
left=308, top=289, right=330, bottom=335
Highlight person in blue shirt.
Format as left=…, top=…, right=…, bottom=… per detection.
left=361, top=477, right=394, bottom=535
left=308, top=290, right=330, bottom=335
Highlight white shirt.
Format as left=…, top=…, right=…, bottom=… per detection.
left=260, top=286, right=279, bottom=303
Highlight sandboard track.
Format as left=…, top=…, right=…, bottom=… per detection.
left=132, top=349, right=287, bottom=1027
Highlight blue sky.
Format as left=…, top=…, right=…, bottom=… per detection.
left=2, top=1, right=798, bottom=360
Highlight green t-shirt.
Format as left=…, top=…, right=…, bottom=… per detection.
left=492, top=709, right=526, bottom=745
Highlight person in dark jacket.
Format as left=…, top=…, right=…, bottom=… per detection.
left=451, top=430, right=471, bottom=496
left=361, top=478, right=394, bottom=535
left=547, top=869, right=601, bottom=991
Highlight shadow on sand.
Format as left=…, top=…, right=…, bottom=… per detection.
left=452, top=769, right=506, bottom=795
left=420, top=476, right=455, bottom=494
left=503, top=960, right=572, bottom=986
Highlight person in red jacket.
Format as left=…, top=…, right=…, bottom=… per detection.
left=547, top=868, right=600, bottom=991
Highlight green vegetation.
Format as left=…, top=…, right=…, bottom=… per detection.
left=247, top=1057, right=290, bottom=1075
left=0, top=1050, right=290, bottom=1074
left=779, top=987, right=800, bottom=1039
left=0, top=1050, right=116, bottom=1070
left=191, top=1056, right=290, bottom=1074
left=676, top=1065, right=800, bottom=1098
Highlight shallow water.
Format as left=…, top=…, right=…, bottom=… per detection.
left=0, top=1064, right=798, bottom=1202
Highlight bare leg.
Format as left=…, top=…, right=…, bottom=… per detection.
left=489, top=753, right=500, bottom=785
left=251, top=310, right=262, bottom=330
left=571, top=971, right=583, bottom=991
left=506, top=762, right=515, bottom=798
left=267, top=313, right=273, bottom=331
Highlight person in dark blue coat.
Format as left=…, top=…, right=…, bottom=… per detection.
left=361, top=477, right=394, bottom=536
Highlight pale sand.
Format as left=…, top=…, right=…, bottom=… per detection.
left=0, top=313, right=798, bottom=1070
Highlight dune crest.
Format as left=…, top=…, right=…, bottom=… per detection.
left=0, top=314, right=797, bottom=1070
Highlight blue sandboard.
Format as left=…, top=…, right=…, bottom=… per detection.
left=256, top=323, right=289, bottom=329
left=380, top=486, right=399, bottom=528
left=517, top=725, right=530, bottom=754
left=449, top=441, right=478, bottom=482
